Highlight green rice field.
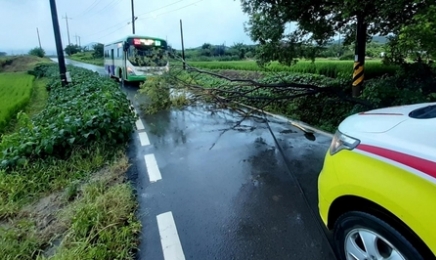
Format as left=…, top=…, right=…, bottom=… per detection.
left=0, top=73, right=34, bottom=131
left=185, top=59, right=399, bottom=79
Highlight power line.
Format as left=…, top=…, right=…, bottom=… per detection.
left=93, top=0, right=120, bottom=15
left=95, top=24, right=130, bottom=41
left=138, top=0, right=204, bottom=20
left=81, top=18, right=131, bottom=38
left=135, top=0, right=185, bottom=17
left=72, top=0, right=103, bottom=19
left=82, top=0, right=202, bottom=42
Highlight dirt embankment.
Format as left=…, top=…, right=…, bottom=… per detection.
left=0, top=56, right=52, bottom=73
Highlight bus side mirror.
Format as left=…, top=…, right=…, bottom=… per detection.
left=123, top=42, right=130, bottom=52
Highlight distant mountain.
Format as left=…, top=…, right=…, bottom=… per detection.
left=329, top=35, right=389, bottom=45
left=370, top=36, right=390, bottom=43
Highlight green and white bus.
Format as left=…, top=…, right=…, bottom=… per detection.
left=104, top=35, right=169, bottom=82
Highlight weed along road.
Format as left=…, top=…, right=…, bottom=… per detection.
left=56, top=59, right=338, bottom=260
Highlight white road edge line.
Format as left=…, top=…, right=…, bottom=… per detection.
left=156, top=211, right=186, bottom=260
left=144, top=154, right=162, bottom=183
left=136, top=118, right=145, bottom=130
left=139, top=132, right=150, bottom=146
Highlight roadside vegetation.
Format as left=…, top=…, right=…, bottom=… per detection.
left=70, top=51, right=104, bottom=66
left=139, top=1, right=436, bottom=133
left=0, top=56, right=140, bottom=259
left=66, top=43, right=105, bottom=66
left=183, top=59, right=398, bottom=79
left=63, top=2, right=436, bottom=134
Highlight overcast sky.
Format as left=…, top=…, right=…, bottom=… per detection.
left=1, top=0, right=256, bottom=55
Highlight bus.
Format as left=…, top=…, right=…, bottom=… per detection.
left=104, top=35, right=169, bottom=83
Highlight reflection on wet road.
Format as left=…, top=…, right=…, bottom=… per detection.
left=125, top=88, right=337, bottom=260
left=55, top=59, right=337, bottom=260
left=50, top=58, right=107, bottom=76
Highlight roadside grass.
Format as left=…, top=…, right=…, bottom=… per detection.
left=0, top=150, right=140, bottom=260
left=0, top=61, right=140, bottom=259
left=184, top=59, right=398, bottom=79
left=0, top=73, right=34, bottom=133
left=1, top=78, right=50, bottom=135
left=70, top=52, right=104, bottom=66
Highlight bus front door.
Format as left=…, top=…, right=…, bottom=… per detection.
left=110, top=49, right=115, bottom=77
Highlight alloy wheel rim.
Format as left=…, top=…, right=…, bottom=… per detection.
left=344, top=228, right=406, bottom=260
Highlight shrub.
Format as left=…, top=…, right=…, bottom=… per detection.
left=0, top=64, right=136, bottom=169
left=28, top=47, right=45, bottom=58
left=361, top=62, right=436, bottom=108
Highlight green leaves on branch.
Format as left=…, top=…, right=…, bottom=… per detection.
left=240, top=0, right=434, bottom=66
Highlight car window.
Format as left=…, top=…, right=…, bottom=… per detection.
left=409, top=105, right=436, bottom=119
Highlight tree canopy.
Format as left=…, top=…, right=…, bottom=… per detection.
left=28, top=47, right=45, bottom=58
left=239, top=0, right=433, bottom=65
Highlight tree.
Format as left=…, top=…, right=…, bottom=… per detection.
left=92, top=43, right=104, bottom=58
left=64, top=44, right=81, bottom=56
left=0, top=52, right=6, bottom=57
left=232, top=43, right=247, bottom=59
left=240, top=0, right=433, bottom=95
left=28, top=47, right=45, bottom=58
left=399, top=5, right=436, bottom=60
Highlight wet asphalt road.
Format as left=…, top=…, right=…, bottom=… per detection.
left=55, top=59, right=338, bottom=260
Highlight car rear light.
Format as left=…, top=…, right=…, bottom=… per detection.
left=329, top=130, right=360, bottom=155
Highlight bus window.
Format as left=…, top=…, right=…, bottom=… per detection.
left=127, top=45, right=168, bottom=67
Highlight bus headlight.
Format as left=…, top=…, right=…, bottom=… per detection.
left=127, top=67, right=136, bottom=75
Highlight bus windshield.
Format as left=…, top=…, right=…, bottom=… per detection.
left=127, top=46, right=168, bottom=67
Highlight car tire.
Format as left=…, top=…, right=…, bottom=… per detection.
left=333, top=211, right=425, bottom=260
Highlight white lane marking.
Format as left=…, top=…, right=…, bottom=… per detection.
left=136, top=118, right=145, bottom=130
left=156, top=211, right=186, bottom=260
left=144, top=154, right=162, bottom=183
left=139, top=132, right=150, bottom=146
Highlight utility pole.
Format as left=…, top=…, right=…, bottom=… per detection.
left=131, top=0, right=135, bottom=34
left=62, top=13, right=72, bottom=45
left=49, top=0, right=69, bottom=87
left=74, top=34, right=81, bottom=47
left=180, top=19, right=186, bottom=70
left=36, top=27, right=42, bottom=49
left=352, top=13, right=367, bottom=97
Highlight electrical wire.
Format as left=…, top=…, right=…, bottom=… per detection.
left=94, top=24, right=130, bottom=41
left=93, top=0, right=120, bottom=15
left=81, top=0, right=203, bottom=43
left=81, top=17, right=132, bottom=38
left=135, top=0, right=185, bottom=17
left=72, top=0, right=104, bottom=19
left=138, top=0, right=204, bottom=20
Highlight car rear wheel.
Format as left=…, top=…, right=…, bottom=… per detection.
left=333, top=211, right=425, bottom=260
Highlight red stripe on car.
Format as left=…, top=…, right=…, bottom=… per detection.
left=357, top=144, right=436, bottom=179
left=358, top=112, right=404, bottom=116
